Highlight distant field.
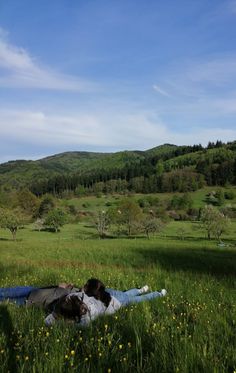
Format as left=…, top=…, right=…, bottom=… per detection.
left=0, top=220, right=235, bottom=372
left=63, top=186, right=236, bottom=213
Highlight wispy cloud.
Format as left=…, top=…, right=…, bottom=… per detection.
left=185, top=57, right=236, bottom=85
left=0, top=109, right=168, bottom=149
left=0, top=27, right=96, bottom=91
left=152, top=84, right=170, bottom=97
left=0, top=108, right=236, bottom=164
left=160, top=55, right=236, bottom=106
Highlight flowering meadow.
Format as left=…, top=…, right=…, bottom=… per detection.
left=0, top=222, right=235, bottom=372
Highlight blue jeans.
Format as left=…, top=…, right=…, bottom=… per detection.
left=107, top=288, right=162, bottom=306
left=0, top=286, right=36, bottom=305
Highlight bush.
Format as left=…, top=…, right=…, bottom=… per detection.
left=43, top=209, right=67, bottom=232
left=224, top=191, right=235, bottom=200
left=138, top=198, right=150, bottom=208
left=146, top=196, right=160, bottom=206
left=82, top=202, right=90, bottom=208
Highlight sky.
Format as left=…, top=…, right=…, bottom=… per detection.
left=0, top=0, right=236, bottom=163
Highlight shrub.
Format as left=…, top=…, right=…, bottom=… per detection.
left=43, top=209, right=67, bottom=233
left=224, top=191, right=235, bottom=200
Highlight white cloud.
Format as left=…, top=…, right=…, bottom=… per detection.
left=0, top=28, right=96, bottom=91
left=152, top=85, right=170, bottom=97
left=0, top=109, right=168, bottom=149
left=0, top=109, right=235, bottom=164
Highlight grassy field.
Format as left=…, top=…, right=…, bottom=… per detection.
left=63, top=186, right=236, bottom=212
left=0, top=218, right=235, bottom=373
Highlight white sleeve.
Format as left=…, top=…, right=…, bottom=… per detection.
left=45, top=313, right=57, bottom=326
left=79, top=296, right=104, bottom=326
left=105, top=296, right=121, bottom=315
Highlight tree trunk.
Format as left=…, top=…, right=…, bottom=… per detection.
left=11, top=228, right=17, bottom=241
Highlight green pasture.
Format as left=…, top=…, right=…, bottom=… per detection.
left=63, top=186, right=236, bottom=214
left=0, top=220, right=235, bottom=373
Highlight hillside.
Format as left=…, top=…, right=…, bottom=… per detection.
left=0, top=144, right=175, bottom=188
left=0, top=142, right=235, bottom=193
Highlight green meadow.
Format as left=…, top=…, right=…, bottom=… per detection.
left=0, top=216, right=235, bottom=373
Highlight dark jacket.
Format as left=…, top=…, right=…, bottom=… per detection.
left=26, top=286, right=79, bottom=311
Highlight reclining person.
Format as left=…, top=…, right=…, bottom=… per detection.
left=1, top=280, right=167, bottom=326
left=45, top=279, right=167, bottom=326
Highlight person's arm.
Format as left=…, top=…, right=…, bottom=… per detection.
left=58, top=283, right=74, bottom=289
left=105, top=296, right=121, bottom=314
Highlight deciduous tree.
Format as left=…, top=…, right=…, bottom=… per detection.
left=43, top=208, right=67, bottom=232
left=0, top=208, right=24, bottom=240
left=117, top=199, right=143, bottom=236
left=141, top=217, right=164, bottom=239
left=200, top=205, right=230, bottom=241
left=94, top=210, right=110, bottom=238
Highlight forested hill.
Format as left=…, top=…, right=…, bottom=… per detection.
left=0, top=144, right=177, bottom=187
left=0, top=141, right=236, bottom=195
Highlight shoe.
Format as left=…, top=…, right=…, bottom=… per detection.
left=139, top=285, right=149, bottom=294
left=161, top=289, right=167, bottom=297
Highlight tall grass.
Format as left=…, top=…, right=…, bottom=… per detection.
left=0, top=223, right=235, bottom=372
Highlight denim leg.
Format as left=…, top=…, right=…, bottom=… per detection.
left=106, top=288, right=161, bottom=306
left=123, top=291, right=162, bottom=306
left=123, top=288, right=140, bottom=297
left=106, top=289, right=129, bottom=304
left=107, top=288, right=140, bottom=297
left=106, top=289, right=125, bottom=297
left=0, top=286, right=36, bottom=304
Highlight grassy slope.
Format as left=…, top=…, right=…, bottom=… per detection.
left=0, top=220, right=235, bottom=372
left=62, top=186, right=236, bottom=213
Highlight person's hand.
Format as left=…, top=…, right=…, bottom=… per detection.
left=58, top=283, right=74, bottom=289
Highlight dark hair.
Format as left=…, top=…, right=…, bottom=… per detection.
left=83, top=278, right=111, bottom=308
left=53, top=295, right=88, bottom=322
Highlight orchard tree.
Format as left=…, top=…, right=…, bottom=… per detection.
left=212, top=211, right=230, bottom=242
left=38, top=195, right=55, bottom=217
left=200, top=205, right=230, bottom=241
left=117, top=199, right=143, bottom=236
left=17, top=188, right=39, bottom=216
left=43, top=209, right=67, bottom=232
left=94, top=210, right=110, bottom=238
left=141, top=217, right=164, bottom=239
left=34, top=218, right=45, bottom=231
left=0, top=208, right=24, bottom=240
left=200, top=205, right=216, bottom=239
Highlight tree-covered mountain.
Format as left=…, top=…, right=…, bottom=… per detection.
left=0, top=144, right=175, bottom=188
left=0, top=141, right=235, bottom=195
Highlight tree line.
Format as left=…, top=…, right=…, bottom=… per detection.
left=29, top=143, right=236, bottom=197
left=0, top=190, right=231, bottom=243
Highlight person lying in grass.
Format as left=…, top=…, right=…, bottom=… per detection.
left=45, top=279, right=167, bottom=326
left=0, top=283, right=90, bottom=325
left=0, top=283, right=79, bottom=307
left=0, top=280, right=167, bottom=326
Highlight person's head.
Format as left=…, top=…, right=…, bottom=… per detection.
left=83, top=278, right=111, bottom=307
left=83, top=278, right=105, bottom=298
left=53, top=295, right=88, bottom=322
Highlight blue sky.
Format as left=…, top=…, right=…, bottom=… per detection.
left=0, top=0, right=236, bottom=163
